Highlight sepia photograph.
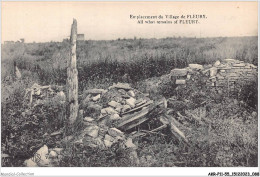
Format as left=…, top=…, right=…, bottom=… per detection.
left=1, top=1, right=259, bottom=176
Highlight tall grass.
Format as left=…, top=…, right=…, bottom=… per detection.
left=2, top=36, right=258, bottom=89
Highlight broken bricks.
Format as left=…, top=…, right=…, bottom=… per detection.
left=171, top=68, right=188, bottom=77
left=92, top=94, right=101, bottom=101
left=109, top=113, right=121, bottom=121
left=101, top=107, right=118, bottom=115
left=126, top=97, right=136, bottom=108
left=104, top=134, right=115, bottom=147
left=125, top=138, right=137, bottom=150
left=127, top=90, right=135, bottom=97
left=167, top=59, right=257, bottom=91
left=83, top=125, right=99, bottom=138
left=83, top=117, right=95, bottom=122
left=25, top=81, right=190, bottom=166
left=108, top=128, right=124, bottom=138
left=108, top=100, right=122, bottom=109
left=175, top=79, right=186, bottom=85
left=84, top=88, right=107, bottom=95
left=77, top=83, right=159, bottom=149
left=188, top=64, right=204, bottom=70
left=23, top=79, right=195, bottom=167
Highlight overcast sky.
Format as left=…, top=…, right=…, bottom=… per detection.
left=1, top=1, right=258, bottom=43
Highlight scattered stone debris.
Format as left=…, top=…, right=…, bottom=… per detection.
left=205, top=59, right=257, bottom=88
left=24, top=83, right=65, bottom=105
left=21, top=59, right=257, bottom=167
left=170, top=59, right=257, bottom=89
left=22, top=81, right=172, bottom=166
left=76, top=83, right=162, bottom=149
left=24, top=145, right=64, bottom=167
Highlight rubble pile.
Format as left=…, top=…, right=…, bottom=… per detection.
left=206, top=59, right=257, bottom=87
left=170, top=59, right=257, bottom=90
left=24, top=145, right=64, bottom=167
left=24, top=83, right=65, bottom=106
left=21, top=59, right=257, bottom=167
left=24, top=83, right=171, bottom=167
left=76, top=83, right=160, bottom=148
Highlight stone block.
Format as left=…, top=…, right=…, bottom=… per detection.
left=214, top=60, right=221, bottom=67
left=84, top=89, right=107, bottom=95
left=224, top=59, right=239, bottom=63
left=110, top=113, right=121, bottom=121
left=122, top=104, right=131, bottom=113
left=101, top=107, right=118, bottom=115
left=83, top=125, right=99, bottom=138
left=210, top=67, right=217, bottom=77
left=188, top=64, right=204, bottom=70
left=232, top=63, right=246, bottom=67
left=249, top=64, right=257, bottom=69
left=171, top=68, right=188, bottom=76
left=104, top=134, right=115, bottom=148
left=175, top=79, right=186, bottom=85
left=128, top=90, right=135, bottom=97
left=84, top=117, right=95, bottom=122
left=125, top=138, right=137, bottom=150
left=108, top=128, right=124, bottom=137
left=126, top=97, right=136, bottom=108
left=108, top=101, right=122, bottom=108
left=92, top=94, right=101, bottom=101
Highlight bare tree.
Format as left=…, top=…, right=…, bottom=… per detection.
left=66, top=19, right=79, bottom=125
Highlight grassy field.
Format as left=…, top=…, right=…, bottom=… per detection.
left=1, top=36, right=258, bottom=167
left=2, top=36, right=258, bottom=88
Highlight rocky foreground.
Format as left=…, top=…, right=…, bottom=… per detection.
left=2, top=59, right=257, bottom=167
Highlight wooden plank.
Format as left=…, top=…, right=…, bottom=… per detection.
left=117, top=99, right=164, bottom=130
left=123, top=116, right=149, bottom=130
left=141, top=130, right=167, bottom=137
left=117, top=108, right=149, bottom=128
left=135, top=100, right=147, bottom=107
left=165, top=114, right=184, bottom=128
left=121, top=100, right=153, bottom=115
left=170, top=122, right=189, bottom=144
left=150, top=124, right=167, bottom=132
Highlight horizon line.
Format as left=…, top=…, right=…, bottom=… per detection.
left=2, top=35, right=258, bottom=44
